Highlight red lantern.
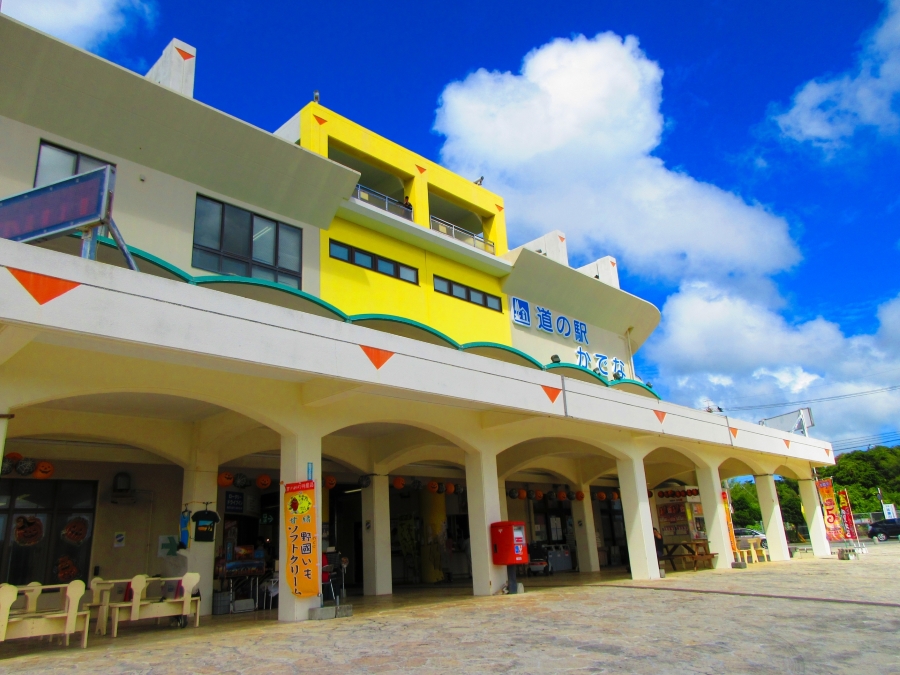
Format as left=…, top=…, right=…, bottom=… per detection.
left=445, top=482, right=456, bottom=495
left=611, top=491, right=619, bottom=500
left=575, top=491, right=585, bottom=501
left=325, top=475, right=337, bottom=490
left=217, top=472, right=234, bottom=487
left=657, top=491, right=665, bottom=498
left=392, top=476, right=406, bottom=490
left=256, top=474, right=272, bottom=490
left=517, top=488, right=527, bottom=500
left=595, top=491, right=607, bottom=501
left=5, top=452, right=23, bottom=463
left=34, top=461, right=54, bottom=479
left=534, top=490, right=544, bottom=500
left=427, top=480, right=439, bottom=493
left=648, top=489, right=653, bottom=498
left=557, top=490, right=568, bottom=501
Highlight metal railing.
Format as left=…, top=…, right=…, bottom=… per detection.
left=429, top=215, right=495, bottom=255
left=353, top=184, right=413, bottom=221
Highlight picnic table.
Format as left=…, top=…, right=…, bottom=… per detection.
left=659, top=541, right=717, bottom=571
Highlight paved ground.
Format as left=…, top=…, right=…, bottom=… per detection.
left=2, top=542, right=899, bottom=674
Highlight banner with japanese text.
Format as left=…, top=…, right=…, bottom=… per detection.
left=283, top=480, right=318, bottom=597
left=723, top=490, right=739, bottom=552
left=816, top=478, right=846, bottom=542
left=837, top=489, right=859, bottom=540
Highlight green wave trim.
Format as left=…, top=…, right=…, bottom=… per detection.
left=460, top=342, right=545, bottom=370
left=194, top=276, right=349, bottom=321
left=348, top=314, right=460, bottom=349
left=79, top=234, right=659, bottom=398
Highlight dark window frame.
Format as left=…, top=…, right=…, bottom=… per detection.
left=0, top=479, right=98, bottom=585
left=33, top=140, right=112, bottom=188
left=191, top=195, right=302, bottom=289
left=328, top=240, right=419, bottom=285
left=433, top=275, right=502, bottom=312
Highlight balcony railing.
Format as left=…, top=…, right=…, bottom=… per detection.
left=353, top=184, right=413, bottom=221
left=430, top=216, right=495, bottom=255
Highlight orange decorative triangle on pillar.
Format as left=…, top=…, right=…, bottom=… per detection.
left=653, top=410, right=666, bottom=423
left=729, top=427, right=739, bottom=438
left=541, top=385, right=562, bottom=403
left=495, top=204, right=504, bottom=212
left=783, top=439, right=791, bottom=449
left=558, top=235, right=565, bottom=243
left=175, top=47, right=195, bottom=60
left=610, top=260, right=617, bottom=267
left=7, top=268, right=80, bottom=305
left=313, top=115, right=327, bottom=125
left=415, top=165, right=426, bottom=174
left=360, top=345, right=394, bottom=370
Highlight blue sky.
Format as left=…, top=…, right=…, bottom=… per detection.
left=5, top=0, right=900, bottom=449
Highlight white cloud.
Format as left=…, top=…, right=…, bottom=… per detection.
left=774, top=0, right=900, bottom=148
left=645, top=283, right=900, bottom=441
left=435, top=31, right=900, bottom=446
left=435, top=33, right=800, bottom=283
left=1, top=0, right=154, bottom=50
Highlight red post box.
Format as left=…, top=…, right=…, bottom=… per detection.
left=490, top=521, right=529, bottom=565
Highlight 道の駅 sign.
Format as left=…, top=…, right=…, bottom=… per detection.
left=283, top=480, right=318, bottom=597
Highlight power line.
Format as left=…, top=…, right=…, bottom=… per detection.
left=718, top=364, right=900, bottom=405
left=723, top=384, right=900, bottom=412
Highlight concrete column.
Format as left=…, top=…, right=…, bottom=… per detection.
left=404, top=175, right=430, bottom=228
left=362, top=475, right=392, bottom=596
left=181, top=448, right=218, bottom=616
left=754, top=474, right=791, bottom=562
left=572, top=485, right=600, bottom=573
left=696, top=463, right=734, bottom=568
left=498, top=478, right=509, bottom=520
left=0, top=410, right=10, bottom=458
left=617, top=454, right=660, bottom=580
left=465, top=450, right=506, bottom=595
left=798, top=478, right=831, bottom=557
left=278, top=429, right=323, bottom=622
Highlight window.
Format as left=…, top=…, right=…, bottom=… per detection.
left=192, top=195, right=302, bottom=289
left=0, top=480, right=97, bottom=585
left=34, top=141, right=111, bottom=188
left=329, top=240, right=418, bottom=285
left=433, top=275, right=502, bottom=312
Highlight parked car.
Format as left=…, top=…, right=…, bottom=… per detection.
left=868, top=518, right=900, bottom=541
left=733, top=527, right=768, bottom=549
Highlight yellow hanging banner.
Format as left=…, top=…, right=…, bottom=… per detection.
left=283, top=480, right=319, bottom=598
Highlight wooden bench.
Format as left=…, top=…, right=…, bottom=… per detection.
left=108, top=572, right=201, bottom=638
left=0, top=580, right=90, bottom=648
left=84, top=576, right=142, bottom=636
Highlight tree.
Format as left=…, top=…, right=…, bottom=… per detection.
left=775, top=478, right=804, bottom=527
left=818, top=446, right=900, bottom=514
left=726, top=479, right=761, bottom=527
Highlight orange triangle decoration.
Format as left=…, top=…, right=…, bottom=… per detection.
left=7, top=268, right=80, bottom=305
left=558, top=235, right=566, bottom=242
left=313, top=115, right=328, bottom=125
left=729, top=427, right=738, bottom=438
left=175, top=47, right=195, bottom=60
left=360, top=345, right=394, bottom=370
left=783, top=439, right=791, bottom=449
left=495, top=204, right=504, bottom=212
left=415, top=165, right=426, bottom=174
left=653, top=410, right=666, bottom=423
left=541, top=385, right=562, bottom=403
left=610, top=260, right=617, bottom=267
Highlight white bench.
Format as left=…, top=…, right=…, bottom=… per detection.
left=108, top=572, right=201, bottom=638
left=0, top=580, right=90, bottom=648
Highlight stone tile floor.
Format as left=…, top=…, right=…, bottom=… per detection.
left=2, top=542, right=899, bottom=674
